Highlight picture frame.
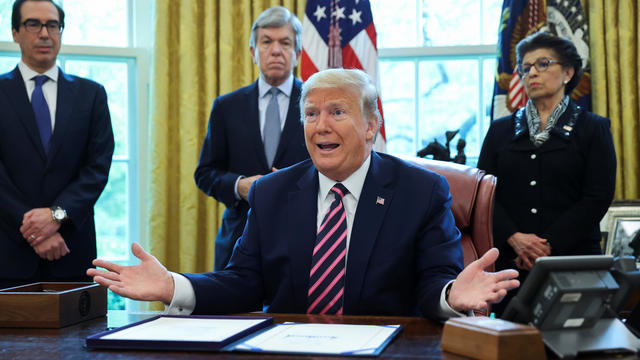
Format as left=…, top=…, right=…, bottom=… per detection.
left=600, top=200, right=640, bottom=259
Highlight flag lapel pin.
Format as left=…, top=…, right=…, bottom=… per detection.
left=376, top=196, right=385, bottom=205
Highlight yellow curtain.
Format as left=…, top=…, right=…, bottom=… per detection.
left=148, top=0, right=307, bottom=293
left=589, top=0, right=640, bottom=199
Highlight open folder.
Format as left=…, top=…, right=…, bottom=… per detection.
left=86, top=315, right=402, bottom=356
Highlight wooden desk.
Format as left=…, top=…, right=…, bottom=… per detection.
left=0, top=311, right=636, bottom=359
left=0, top=311, right=448, bottom=359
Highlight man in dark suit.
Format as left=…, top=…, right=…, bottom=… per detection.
left=0, top=0, right=114, bottom=289
left=194, top=6, right=309, bottom=271
left=89, top=69, right=518, bottom=320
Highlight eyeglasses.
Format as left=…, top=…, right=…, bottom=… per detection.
left=516, top=57, right=562, bottom=77
left=21, top=19, right=63, bottom=35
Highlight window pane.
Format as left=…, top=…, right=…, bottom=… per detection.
left=108, top=292, right=126, bottom=310
left=0, top=55, right=20, bottom=73
left=483, top=0, right=503, bottom=44
left=64, top=60, right=129, bottom=157
left=418, top=60, right=479, bottom=164
left=482, top=58, right=496, bottom=132
left=422, top=0, right=481, bottom=46
left=379, top=60, right=415, bottom=155
left=371, top=0, right=418, bottom=48
left=0, top=0, right=128, bottom=46
left=95, top=161, right=129, bottom=261
left=0, top=0, right=12, bottom=42
left=59, top=0, right=128, bottom=47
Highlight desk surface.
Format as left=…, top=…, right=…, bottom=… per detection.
left=0, top=311, right=450, bottom=359
left=0, top=311, right=636, bottom=359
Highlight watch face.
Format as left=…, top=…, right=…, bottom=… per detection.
left=54, top=209, right=65, bottom=220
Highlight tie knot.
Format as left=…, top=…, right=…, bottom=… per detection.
left=331, top=183, right=349, bottom=200
left=269, top=87, right=279, bottom=97
left=33, top=75, right=49, bottom=87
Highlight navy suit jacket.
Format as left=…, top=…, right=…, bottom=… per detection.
left=478, top=101, right=616, bottom=266
left=194, top=79, right=309, bottom=270
left=0, top=66, right=114, bottom=280
left=185, top=152, right=463, bottom=320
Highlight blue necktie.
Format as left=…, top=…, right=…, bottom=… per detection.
left=263, top=87, right=281, bottom=168
left=32, top=75, right=52, bottom=154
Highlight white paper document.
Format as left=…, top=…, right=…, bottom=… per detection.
left=233, top=322, right=401, bottom=356
left=100, top=317, right=267, bottom=342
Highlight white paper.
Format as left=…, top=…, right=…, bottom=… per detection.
left=101, top=317, right=266, bottom=342
left=233, top=322, right=400, bottom=355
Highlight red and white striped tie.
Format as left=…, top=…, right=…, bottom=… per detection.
left=307, top=183, right=348, bottom=314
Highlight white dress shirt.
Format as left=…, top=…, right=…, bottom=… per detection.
left=257, top=73, right=293, bottom=134
left=18, top=61, right=59, bottom=131
left=315, top=154, right=370, bottom=262
left=167, top=154, right=464, bottom=319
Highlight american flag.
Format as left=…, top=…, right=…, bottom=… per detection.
left=301, top=0, right=386, bottom=152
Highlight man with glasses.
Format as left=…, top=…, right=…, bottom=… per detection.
left=195, top=6, right=309, bottom=272
left=0, top=0, right=114, bottom=289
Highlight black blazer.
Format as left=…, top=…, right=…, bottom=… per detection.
left=194, top=79, right=309, bottom=269
left=185, top=152, right=463, bottom=320
left=478, top=101, right=616, bottom=268
left=0, top=66, right=114, bottom=280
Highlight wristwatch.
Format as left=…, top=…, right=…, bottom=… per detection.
left=51, top=206, right=68, bottom=224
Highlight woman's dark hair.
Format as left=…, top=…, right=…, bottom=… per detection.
left=516, top=32, right=583, bottom=95
left=12, top=0, right=65, bottom=32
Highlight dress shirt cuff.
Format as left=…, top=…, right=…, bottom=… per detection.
left=437, top=280, right=471, bottom=319
left=233, top=175, right=245, bottom=201
left=164, top=272, right=196, bottom=315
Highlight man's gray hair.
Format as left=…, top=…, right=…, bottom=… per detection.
left=300, top=68, right=381, bottom=129
left=250, top=6, right=302, bottom=53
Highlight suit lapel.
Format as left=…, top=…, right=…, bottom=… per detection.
left=244, top=82, right=269, bottom=170
left=287, top=163, right=319, bottom=312
left=509, top=109, right=537, bottom=152
left=343, top=152, right=394, bottom=312
left=540, top=101, right=580, bottom=153
left=509, top=101, right=580, bottom=154
left=0, top=67, right=47, bottom=161
left=47, top=69, right=74, bottom=162
left=274, top=78, right=302, bottom=166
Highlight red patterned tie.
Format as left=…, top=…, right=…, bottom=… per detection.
left=307, top=183, right=348, bottom=314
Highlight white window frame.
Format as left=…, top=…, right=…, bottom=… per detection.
left=379, top=44, right=497, bottom=162
left=372, top=0, right=501, bottom=164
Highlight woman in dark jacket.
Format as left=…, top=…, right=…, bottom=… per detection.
left=478, top=32, right=616, bottom=314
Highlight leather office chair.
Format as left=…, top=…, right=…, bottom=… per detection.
left=398, top=155, right=497, bottom=270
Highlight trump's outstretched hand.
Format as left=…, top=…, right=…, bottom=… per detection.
left=447, top=248, right=519, bottom=312
left=87, top=243, right=174, bottom=304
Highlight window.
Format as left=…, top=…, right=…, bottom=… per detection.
left=0, top=0, right=152, bottom=310
left=371, top=0, right=502, bottom=166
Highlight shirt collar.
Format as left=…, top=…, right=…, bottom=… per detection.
left=258, top=73, right=294, bottom=98
left=318, top=153, right=372, bottom=203
left=18, top=61, right=59, bottom=83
